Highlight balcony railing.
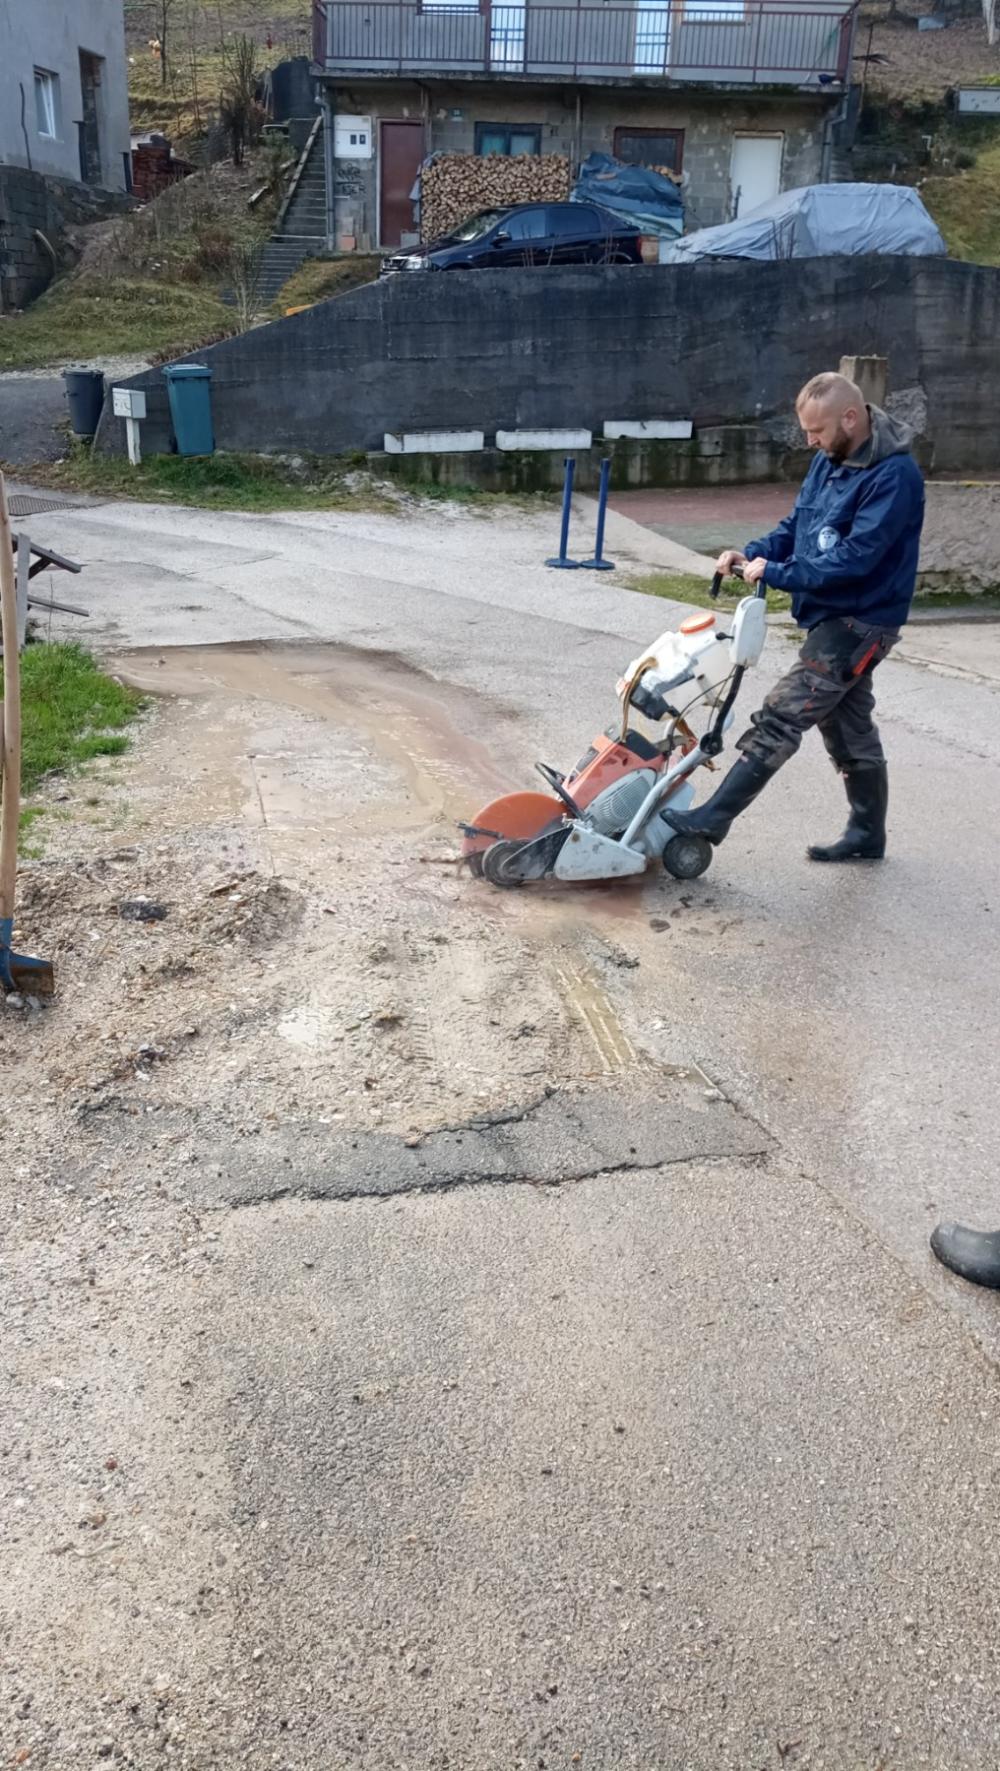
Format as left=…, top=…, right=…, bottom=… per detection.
left=313, top=0, right=854, bottom=84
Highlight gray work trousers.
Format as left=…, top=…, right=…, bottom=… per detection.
left=738, top=615, right=900, bottom=774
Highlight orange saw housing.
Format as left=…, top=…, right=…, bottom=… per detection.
left=461, top=731, right=671, bottom=865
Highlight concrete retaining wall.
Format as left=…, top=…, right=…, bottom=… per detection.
left=919, top=483, right=1000, bottom=594
left=95, top=255, right=1000, bottom=477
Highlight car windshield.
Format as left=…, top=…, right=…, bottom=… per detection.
left=449, top=209, right=507, bottom=242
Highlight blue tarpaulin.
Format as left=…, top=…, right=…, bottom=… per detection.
left=571, top=152, right=684, bottom=239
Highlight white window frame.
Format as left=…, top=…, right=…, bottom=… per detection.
left=684, top=0, right=746, bottom=21
left=34, top=68, right=60, bottom=139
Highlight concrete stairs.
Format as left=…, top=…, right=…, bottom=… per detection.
left=257, top=117, right=328, bottom=309
left=257, top=237, right=324, bottom=307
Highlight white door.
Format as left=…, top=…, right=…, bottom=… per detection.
left=730, top=134, right=784, bottom=219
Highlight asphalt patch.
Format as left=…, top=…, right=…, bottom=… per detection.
left=205, top=1082, right=769, bottom=1208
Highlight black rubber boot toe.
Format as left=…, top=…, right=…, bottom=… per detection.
left=807, top=836, right=885, bottom=863
left=930, top=1222, right=1000, bottom=1290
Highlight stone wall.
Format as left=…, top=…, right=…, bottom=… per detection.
left=95, top=255, right=1000, bottom=478
left=919, top=484, right=1000, bottom=594
left=0, top=165, right=132, bottom=309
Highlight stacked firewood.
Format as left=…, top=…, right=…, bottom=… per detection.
left=420, top=154, right=572, bottom=241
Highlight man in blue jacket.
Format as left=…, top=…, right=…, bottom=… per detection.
left=666, top=371, right=925, bottom=862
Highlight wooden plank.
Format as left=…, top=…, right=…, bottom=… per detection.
left=27, top=542, right=83, bottom=577
left=16, top=531, right=30, bottom=651
left=27, top=594, right=89, bottom=619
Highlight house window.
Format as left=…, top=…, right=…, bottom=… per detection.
left=684, top=0, right=745, bottom=19
left=474, top=123, right=542, bottom=156
left=34, top=69, right=60, bottom=139
left=613, top=128, right=684, bottom=173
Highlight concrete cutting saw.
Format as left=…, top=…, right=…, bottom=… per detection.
left=461, top=569, right=768, bottom=888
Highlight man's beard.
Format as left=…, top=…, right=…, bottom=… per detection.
left=825, top=424, right=853, bottom=463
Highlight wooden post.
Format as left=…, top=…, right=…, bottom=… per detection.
left=840, top=354, right=888, bottom=408
left=0, top=472, right=22, bottom=937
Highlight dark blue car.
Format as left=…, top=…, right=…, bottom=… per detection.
left=379, top=201, right=645, bottom=276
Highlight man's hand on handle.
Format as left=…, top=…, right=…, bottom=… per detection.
left=715, top=549, right=748, bottom=577
left=742, top=557, right=767, bottom=586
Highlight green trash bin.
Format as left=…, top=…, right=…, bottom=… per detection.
left=163, top=363, right=215, bottom=457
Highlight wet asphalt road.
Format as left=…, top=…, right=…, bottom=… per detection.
left=11, top=492, right=1000, bottom=1768
left=0, top=373, right=68, bottom=466
left=27, top=493, right=1000, bottom=1327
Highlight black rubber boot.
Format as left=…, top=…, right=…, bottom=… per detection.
left=930, top=1222, right=1000, bottom=1290
left=663, top=755, right=773, bottom=847
left=807, top=762, right=888, bottom=863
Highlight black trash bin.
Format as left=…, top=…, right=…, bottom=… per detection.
left=63, top=368, right=106, bottom=439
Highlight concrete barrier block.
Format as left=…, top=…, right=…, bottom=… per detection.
left=603, top=419, right=694, bottom=440
left=384, top=430, right=485, bottom=454
left=496, top=428, right=592, bottom=451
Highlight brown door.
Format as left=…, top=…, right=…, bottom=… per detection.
left=380, top=121, right=424, bottom=248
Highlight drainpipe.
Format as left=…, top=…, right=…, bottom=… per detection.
left=322, top=85, right=336, bottom=252
left=820, top=104, right=834, bottom=182
left=574, top=88, right=583, bottom=175
left=821, top=90, right=851, bottom=183
left=18, top=84, right=33, bottom=171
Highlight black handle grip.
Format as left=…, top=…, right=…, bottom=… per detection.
left=709, top=563, right=745, bottom=600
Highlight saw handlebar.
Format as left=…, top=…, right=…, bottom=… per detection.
left=709, top=561, right=745, bottom=600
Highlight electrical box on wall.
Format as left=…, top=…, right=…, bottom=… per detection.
left=334, top=115, right=373, bottom=158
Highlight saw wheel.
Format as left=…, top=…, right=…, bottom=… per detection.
left=481, top=839, right=528, bottom=889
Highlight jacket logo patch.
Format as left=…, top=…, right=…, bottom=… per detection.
left=817, top=525, right=839, bottom=553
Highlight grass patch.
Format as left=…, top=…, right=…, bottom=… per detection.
left=921, top=138, right=1000, bottom=266
left=11, top=644, right=142, bottom=796
left=32, top=442, right=555, bottom=514
left=33, top=445, right=400, bottom=513
left=629, top=571, right=1000, bottom=620
left=17, top=805, right=49, bottom=860
left=270, top=256, right=381, bottom=316
left=913, top=585, right=1000, bottom=609
left=401, top=479, right=554, bottom=509
left=0, top=278, right=233, bottom=371
left=629, top=571, right=793, bottom=615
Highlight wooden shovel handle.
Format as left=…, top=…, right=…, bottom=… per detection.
left=0, top=469, right=21, bottom=925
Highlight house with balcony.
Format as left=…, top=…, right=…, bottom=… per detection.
left=307, top=0, right=857, bottom=254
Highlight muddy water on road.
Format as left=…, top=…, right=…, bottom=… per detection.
left=117, top=642, right=513, bottom=836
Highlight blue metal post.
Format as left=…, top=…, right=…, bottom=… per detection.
left=546, top=457, right=580, bottom=569
left=582, top=456, right=615, bottom=571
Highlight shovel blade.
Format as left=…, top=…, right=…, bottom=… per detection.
left=0, top=942, right=55, bottom=998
